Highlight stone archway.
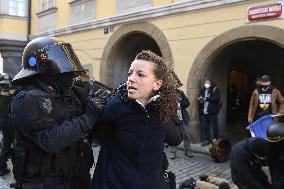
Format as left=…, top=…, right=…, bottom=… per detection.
left=100, top=22, right=173, bottom=87
left=187, top=25, right=284, bottom=142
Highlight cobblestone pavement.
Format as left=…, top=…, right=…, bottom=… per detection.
left=0, top=146, right=232, bottom=189
left=164, top=147, right=232, bottom=187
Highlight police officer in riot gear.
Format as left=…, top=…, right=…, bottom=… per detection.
left=0, top=73, right=14, bottom=176
left=230, top=137, right=272, bottom=189
left=266, top=122, right=284, bottom=189
left=11, top=36, right=110, bottom=189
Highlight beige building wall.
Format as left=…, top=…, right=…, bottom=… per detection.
left=96, top=0, right=116, bottom=19
left=0, top=17, right=27, bottom=36
left=29, top=0, right=284, bottom=140
left=30, top=0, right=39, bottom=34
left=150, top=0, right=281, bottom=91
left=30, top=0, right=281, bottom=90
left=153, top=0, right=172, bottom=6
left=56, top=0, right=70, bottom=29
left=58, top=29, right=113, bottom=80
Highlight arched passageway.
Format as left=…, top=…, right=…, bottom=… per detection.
left=100, top=22, right=173, bottom=88
left=188, top=25, right=284, bottom=143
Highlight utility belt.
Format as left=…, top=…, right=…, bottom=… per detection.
left=12, top=140, right=94, bottom=180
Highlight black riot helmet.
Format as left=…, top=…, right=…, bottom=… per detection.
left=12, top=36, right=86, bottom=86
left=249, top=137, right=270, bottom=160
left=0, top=73, right=12, bottom=89
left=0, top=73, right=11, bottom=85
left=266, top=122, right=284, bottom=142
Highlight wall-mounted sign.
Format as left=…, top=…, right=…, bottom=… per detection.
left=104, top=27, right=109, bottom=34
left=246, top=2, right=284, bottom=23
left=103, top=25, right=115, bottom=34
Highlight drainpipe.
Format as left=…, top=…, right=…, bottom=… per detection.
left=27, top=0, right=31, bottom=41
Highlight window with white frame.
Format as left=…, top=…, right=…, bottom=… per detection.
left=8, top=0, right=26, bottom=17
left=41, top=0, right=56, bottom=11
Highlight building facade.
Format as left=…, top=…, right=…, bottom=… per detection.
left=9, top=0, right=284, bottom=141
left=0, top=0, right=28, bottom=75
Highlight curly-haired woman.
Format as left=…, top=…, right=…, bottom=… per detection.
left=92, top=50, right=184, bottom=189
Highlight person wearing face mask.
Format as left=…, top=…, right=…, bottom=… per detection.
left=248, top=75, right=284, bottom=124
left=198, top=79, right=221, bottom=146
left=10, top=36, right=111, bottom=189
left=0, top=73, right=15, bottom=176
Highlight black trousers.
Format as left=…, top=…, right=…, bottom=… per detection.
left=16, top=173, right=91, bottom=189
left=201, top=114, right=219, bottom=141
left=231, top=168, right=272, bottom=189
left=0, top=118, right=14, bottom=170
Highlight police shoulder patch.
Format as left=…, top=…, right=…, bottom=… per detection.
left=40, top=98, right=53, bottom=114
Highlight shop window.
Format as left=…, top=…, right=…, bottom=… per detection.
left=8, top=0, right=27, bottom=17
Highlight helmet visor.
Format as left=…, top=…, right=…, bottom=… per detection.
left=46, top=43, right=85, bottom=75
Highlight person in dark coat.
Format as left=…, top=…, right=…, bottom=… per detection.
left=170, top=89, right=193, bottom=159
left=268, top=140, right=284, bottom=189
left=91, top=50, right=184, bottom=189
left=230, top=137, right=272, bottom=189
left=10, top=36, right=111, bottom=189
left=198, top=79, right=221, bottom=146
left=0, top=73, right=15, bottom=176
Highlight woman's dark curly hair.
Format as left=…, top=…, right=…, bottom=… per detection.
left=135, top=50, right=182, bottom=125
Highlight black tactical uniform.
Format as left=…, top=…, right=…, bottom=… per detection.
left=266, top=122, right=284, bottom=189
left=0, top=73, right=14, bottom=175
left=11, top=36, right=110, bottom=189
left=230, top=137, right=272, bottom=189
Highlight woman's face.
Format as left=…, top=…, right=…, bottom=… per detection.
left=127, top=59, right=162, bottom=105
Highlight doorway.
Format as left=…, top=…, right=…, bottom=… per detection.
left=203, top=40, right=284, bottom=140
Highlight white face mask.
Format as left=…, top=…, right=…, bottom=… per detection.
left=204, top=83, right=211, bottom=89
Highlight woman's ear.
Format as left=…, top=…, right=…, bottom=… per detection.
left=154, top=80, right=163, bottom=91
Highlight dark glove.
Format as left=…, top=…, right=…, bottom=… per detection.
left=72, top=78, right=90, bottom=101
left=219, top=182, right=230, bottom=189
left=73, top=78, right=112, bottom=114
left=86, top=88, right=112, bottom=115
left=178, top=178, right=196, bottom=189
left=199, top=175, right=208, bottom=181
left=72, top=78, right=112, bottom=101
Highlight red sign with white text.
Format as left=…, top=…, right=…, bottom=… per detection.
left=247, top=2, right=284, bottom=23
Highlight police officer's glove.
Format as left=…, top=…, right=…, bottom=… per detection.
left=178, top=178, right=196, bottom=189
left=199, top=175, right=208, bottom=181
left=219, top=182, right=230, bottom=189
left=85, top=88, right=112, bottom=116
left=72, top=78, right=90, bottom=101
